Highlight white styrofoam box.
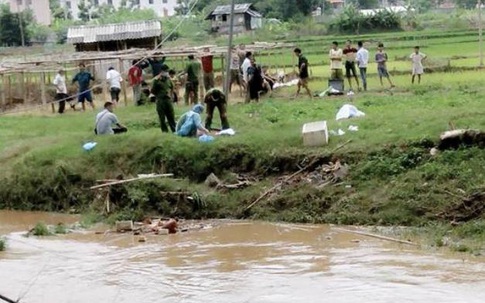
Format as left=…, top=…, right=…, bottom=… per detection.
left=302, top=121, right=328, bottom=147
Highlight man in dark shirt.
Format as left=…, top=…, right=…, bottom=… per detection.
left=72, top=63, right=95, bottom=111
left=204, top=88, right=230, bottom=131
left=151, top=64, right=176, bottom=133
left=343, top=40, right=360, bottom=91
left=147, top=57, right=166, bottom=77
left=184, top=55, right=202, bottom=105
left=294, top=48, right=312, bottom=99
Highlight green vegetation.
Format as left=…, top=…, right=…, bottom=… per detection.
left=2, top=64, right=485, bottom=251
left=32, top=222, right=53, bottom=236
left=54, top=223, right=68, bottom=234
left=0, top=237, right=6, bottom=251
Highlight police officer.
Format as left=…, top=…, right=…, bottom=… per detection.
left=151, top=64, right=176, bottom=133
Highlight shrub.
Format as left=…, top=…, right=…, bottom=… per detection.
left=330, top=4, right=402, bottom=33
left=32, top=222, right=52, bottom=236
left=0, top=237, right=6, bottom=251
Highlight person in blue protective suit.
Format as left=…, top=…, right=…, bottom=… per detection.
left=175, top=104, right=210, bottom=137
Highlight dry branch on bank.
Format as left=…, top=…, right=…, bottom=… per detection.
left=437, top=191, right=485, bottom=222
left=246, top=159, right=350, bottom=211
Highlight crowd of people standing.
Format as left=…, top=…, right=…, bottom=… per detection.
left=51, top=41, right=427, bottom=136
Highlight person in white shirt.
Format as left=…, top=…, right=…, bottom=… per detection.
left=53, top=69, right=71, bottom=113
left=95, top=101, right=127, bottom=135
left=410, top=46, right=427, bottom=84
left=240, top=51, right=253, bottom=102
left=356, top=41, right=370, bottom=91
left=106, top=67, right=123, bottom=103
left=241, top=51, right=252, bottom=83
left=329, top=41, right=343, bottom=80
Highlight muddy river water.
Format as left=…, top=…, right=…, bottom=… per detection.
left=1, top=210, right=485, bottom=303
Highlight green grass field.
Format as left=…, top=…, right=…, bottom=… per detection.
left=2, top=29, right=485, bottom=253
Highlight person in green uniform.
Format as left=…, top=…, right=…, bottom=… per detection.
left=204, top=88, right=230, bottom=130
left=151, top=64, right=176, bottom=133
left=184, top=55, right=201, bottom=105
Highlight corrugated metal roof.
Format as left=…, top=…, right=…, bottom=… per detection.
left=206, top=3, right=262, bottom=18
left=66, top=20, right=162, bottom=44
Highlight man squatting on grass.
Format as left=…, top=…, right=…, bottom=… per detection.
left=72, top=63, right=95, bottom=111
left=294, top=48, right=312, bottom=98
left=343, top=40, right=360, bottom=91
left=175, top=104, right=210, bottom=137
left=356, top=41, right=369, bottom=91
left=95, top=101, right=127, bottom=135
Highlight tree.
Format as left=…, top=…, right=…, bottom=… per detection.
left=50, top=0, right=71, bottom=19
left=453, top=0, right=479, bottom=9
left=0, top=5, right=33, bottom=46
left=348, top=0, right=379, bottom=9
left=77, top=0, right=90, bottom=21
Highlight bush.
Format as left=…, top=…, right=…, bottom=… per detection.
left=330, top=4, right=402, bottom=34
left=0, top=237, right=6, bottom=251
left=32, top=222, right=52, bottom=236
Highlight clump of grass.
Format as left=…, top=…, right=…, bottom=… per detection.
left=79, top=212, right=104, bottom=229
left=54, top=223, right=67, bottom=234
left=0, top=237, right=6, bottom=251
left=32, top=222, right=52, bottom=236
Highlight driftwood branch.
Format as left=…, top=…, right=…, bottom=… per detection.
left=335, top=228, right=418, bottom=246
left=245, top=140, right=352, bottom=211
left=90, top=174, right=174, bottom=190
left=0, top=294, right=18, bottom=303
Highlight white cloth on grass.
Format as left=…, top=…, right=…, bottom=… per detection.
left=336, top=104, right=366, bottom=121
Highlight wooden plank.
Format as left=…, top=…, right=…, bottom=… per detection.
left=40, top=72, right=47, bottom=106
left=7, top=74, right=11, bottom=107
left=1, top=74, right=5, bottom=110
left=90, top=173, right=174, bottom=190
left=21, top=71, right=27, bottom=105
left=220, top=55, right=225, bottom=90
left=119, top=58, right=127, bottom=106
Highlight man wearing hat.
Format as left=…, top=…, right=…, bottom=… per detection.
left=151, top=64, right=176, bottom=133
left=95, top=101, right=127, bottom=135
left=203, top=88, right=230, bottom=131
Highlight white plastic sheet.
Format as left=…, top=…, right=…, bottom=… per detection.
left=336, top=104, right=366, bottom=121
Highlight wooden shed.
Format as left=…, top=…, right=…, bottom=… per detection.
left=67, top=20, right=162, bottom=52
left=206, top=3, right=262, bottom=34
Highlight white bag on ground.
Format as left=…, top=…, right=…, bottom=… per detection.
left=336, top=104, right=366, bottom=121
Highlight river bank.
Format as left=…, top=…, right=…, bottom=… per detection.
left=2, top=73, right=485, bottom=253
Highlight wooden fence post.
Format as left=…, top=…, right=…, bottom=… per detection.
left=21, top=71, right=27, bottom=105
left=220, top=55, right=225, bottom=89
left=119, top=58, right=127, bottom=106
left=1, top=74, right=5, bottom=111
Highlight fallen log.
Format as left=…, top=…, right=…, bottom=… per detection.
left=0, top=293, right=17, bottom=303
left=335, top=228, right=418, bottom=246
left=245, top=140, right=352, bottom=211
left=90, top=174, right=174, bottom=190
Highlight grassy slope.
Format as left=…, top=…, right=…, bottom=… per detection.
left=2, top=30, right=485, bottom=252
